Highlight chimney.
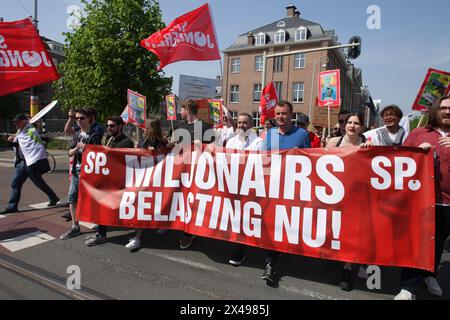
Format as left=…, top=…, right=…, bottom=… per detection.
left=0, top=17, right=4, bottom=22
left=294, top=10, right=300, bottom=18
left=286, top=4, right=296, bottom=17
left=247, top=32, right=254, bottom=46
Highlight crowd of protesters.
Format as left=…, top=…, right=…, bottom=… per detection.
left=1, top=95, right=449, bottom=300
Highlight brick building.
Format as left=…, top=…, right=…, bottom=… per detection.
left=222, top=5, right=366, bottom=128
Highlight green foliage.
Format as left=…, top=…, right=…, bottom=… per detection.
left=409, top=113, right=428, bottom=129
left=54, top=0, right=172, bottom=120
left=45, top=138, right=71, bottom=150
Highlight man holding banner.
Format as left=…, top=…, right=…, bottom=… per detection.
left=260, top=100, right=310, bottom=284
left=173, top=99, right=214, bottom=249
left=395, top=95, right=450, bottom=300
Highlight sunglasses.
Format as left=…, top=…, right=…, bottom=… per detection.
left=106, top=124, right=117, bottom=128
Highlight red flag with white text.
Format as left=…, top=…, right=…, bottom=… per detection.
left=140, top=3, right=221, bottom=71
left=259, top=82, right=278, bottom=124
left=0, top=18, right=60, bottom=96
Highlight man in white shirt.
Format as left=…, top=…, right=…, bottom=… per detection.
left=225, top=113, right=262, bottom=151
left=1, top=114, right=59, bottom=214
left=225, top=113, right=262, bottom=266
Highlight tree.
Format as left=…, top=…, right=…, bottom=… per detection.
left=54, top=0, right=172, bottom=120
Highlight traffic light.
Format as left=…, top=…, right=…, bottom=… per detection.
left=348, top=36, right=361, bottom=59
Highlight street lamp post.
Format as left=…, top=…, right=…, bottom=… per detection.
left=30, top=0, right=39, bottom=118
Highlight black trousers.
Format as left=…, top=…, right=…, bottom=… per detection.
left=400, top=205, right=450, bottom=293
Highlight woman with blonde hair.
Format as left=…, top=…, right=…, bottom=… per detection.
left=125, top=117, right=168, bottom=251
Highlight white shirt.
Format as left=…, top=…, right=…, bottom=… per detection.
left=215, top=126, right=235, bottom=146
left=14, top=124, right=47, bottom=166
left=225, top=130, right=262, bottom=151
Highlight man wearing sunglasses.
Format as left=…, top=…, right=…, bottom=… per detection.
left=60, top=109, right=104, bottom=240
left=85, top=116, right=134, bottom=246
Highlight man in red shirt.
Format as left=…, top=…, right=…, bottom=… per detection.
left=395, top=95, right=450, bottom=300
left=297, top=113, right=322, bottom=148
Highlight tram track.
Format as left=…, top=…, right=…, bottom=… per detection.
left=0, top=253, right=114, bottom=300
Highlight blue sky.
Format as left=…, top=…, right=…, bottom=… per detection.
left=2, top=0, right=449, bottom=115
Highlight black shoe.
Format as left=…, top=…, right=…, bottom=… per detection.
left=339, top=269, right=353, bottom=291
left=445, top=236, right=450, bottom=253
left=0, top=207, right=18, bottom=215
left=62, top=211, right=72, bottom=221
left=262, top=263, right=275, bottom=283
left=229, top=250, right=246, bottom=266
left=47, top=197, right=60, bottom=207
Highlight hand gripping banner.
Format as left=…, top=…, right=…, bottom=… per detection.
left=0, top=18, right=60, bottom=96
left=78, top=145, right=436, bottom=271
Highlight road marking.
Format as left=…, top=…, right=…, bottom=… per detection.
left=141, top=250, right=347, bottom=300
left=152, top=252, right=220, bottom=272
left=280, top=285, right=344, bottom=300
left=0, top=215, right=5, bottom=219
left=28, top=202, right=51, bottom=209
left=0, top=162, right=14, bottom=168
left=79, top=221, right=97, bottom=229
left=0, top=231, right=55, bottom=252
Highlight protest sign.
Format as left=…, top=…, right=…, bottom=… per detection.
left=165, top=95, right=177, bottom=120
left=412, top=68, right=450, bottom=111
left=127, top=89, right=146, bottom=129
left=318, top=70, right=340, bottom=108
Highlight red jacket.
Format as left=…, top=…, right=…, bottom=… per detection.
left=403, top=128, right=449, bottom=205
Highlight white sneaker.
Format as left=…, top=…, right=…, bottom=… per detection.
left=394, top=289, right=416, bottom=300
left=424, top=276, right=443, bottom=296
left=125, top=238, right=141, bottom=250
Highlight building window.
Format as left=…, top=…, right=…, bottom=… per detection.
left=274, top=30, right=286, bottom=44
left=273, top=56, right=283, bottom=72
left=231, top=58, right=240, bottom=73
left=256, top=33, right=266, bottom=46
left=295, top=27, right=307, bottom=41
left=293, top=82, right=304, bottom=103
left=253, top=83, right=262, bottom=103
left=254, top=55, right=263, bottom=72
left=277, top=21, right=286, bottom=28
left=230, top=85, right=239, bottom=103
left=293, top=53, right=306, bottom=69
left=252, top=112, right=261, bottom=128
left=231, top=111, right=238, bottom=121
left=274, top=81, right=282, bottom=100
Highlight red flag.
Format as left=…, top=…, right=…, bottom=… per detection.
left=0, top=18, right=60, bottom=96
left=259, top=82, right=278, bottom=124
left=140, top=3, right=221, bottom=70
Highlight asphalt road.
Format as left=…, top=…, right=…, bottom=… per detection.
left=0, top=148, right=449, bottom=301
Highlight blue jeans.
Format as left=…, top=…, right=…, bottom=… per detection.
left=7, top=160, right=58, bottom=210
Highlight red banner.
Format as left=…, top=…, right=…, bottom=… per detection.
left=140, top=4, right=221, bottom=70
left=78, top=145, right=436, bottom=271
left=0, top=18, right=60, bottom=96
left=259, top=82, right=278, bottom=124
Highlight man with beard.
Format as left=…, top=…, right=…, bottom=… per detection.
left=395, top=95, right=450, bottom=300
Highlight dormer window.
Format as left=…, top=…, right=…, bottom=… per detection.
left=274, top=29, right=286, bottom=44
left=256, top=32, right=266, bottom=46
left=295, top=26, right=307, bottom=41
left=277, top=21, right=286, bottom=28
